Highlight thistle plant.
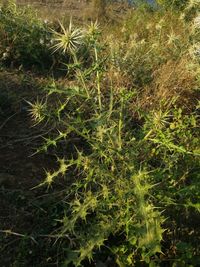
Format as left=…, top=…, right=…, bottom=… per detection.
left=51, top=20, right=90, bottom=98
left=87, top=20, right=102, bottom=110
left=28, top=21, right=166, bottom=266
left=27, top=7, right=200, bottom=267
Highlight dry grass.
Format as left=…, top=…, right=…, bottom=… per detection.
left=16, top=0, right=130, bottom=23
left=139, top=57, right=198, bottom=111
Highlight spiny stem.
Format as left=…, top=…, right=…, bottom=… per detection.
left=108, top=80, right=113, bottom=119
left=94, top=45, right=102, bottom=111
left=72, top=52, right=90, bottom=98
left=118, top=96, right=123, bottom=150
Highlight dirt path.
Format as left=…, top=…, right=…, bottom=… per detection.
left=0, top=71, right=57, bottom=266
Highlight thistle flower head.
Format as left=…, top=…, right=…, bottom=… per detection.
left=51, top=20, right=84, bottom=54
left=27, top=98, right=47, bottom=125
left=87, top=20, right=100, bottom=37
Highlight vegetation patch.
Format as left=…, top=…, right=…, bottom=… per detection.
left=0, top=1, right=199, bottom=266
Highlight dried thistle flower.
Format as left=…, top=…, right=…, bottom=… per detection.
left=51, top=20, right=84, bottom=54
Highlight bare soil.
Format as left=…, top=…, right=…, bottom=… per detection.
left=0, top=70, right=57, bottom=266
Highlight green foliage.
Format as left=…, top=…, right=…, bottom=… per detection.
left=157, top=0, right=189, bottom=10
left=0, top=0, right=53, bottom=69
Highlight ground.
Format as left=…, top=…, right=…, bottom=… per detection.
left=0, top=70, right=59, bottom=266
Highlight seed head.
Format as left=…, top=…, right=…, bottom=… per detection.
left=51, top=20, right=84, bottom=54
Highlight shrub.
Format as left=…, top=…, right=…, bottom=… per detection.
left=156, top=0, right=189, bottom=10
left=0, top=0, right=53, bottom=70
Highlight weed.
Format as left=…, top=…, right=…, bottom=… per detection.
left=28, top=11, right=200, bottom=266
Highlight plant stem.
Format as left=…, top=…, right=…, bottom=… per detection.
left=94, top=45, right=102, bottom=111
left=118, top=96, right=123, bottom=150
left=72, top=52, right=90, bottom=98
